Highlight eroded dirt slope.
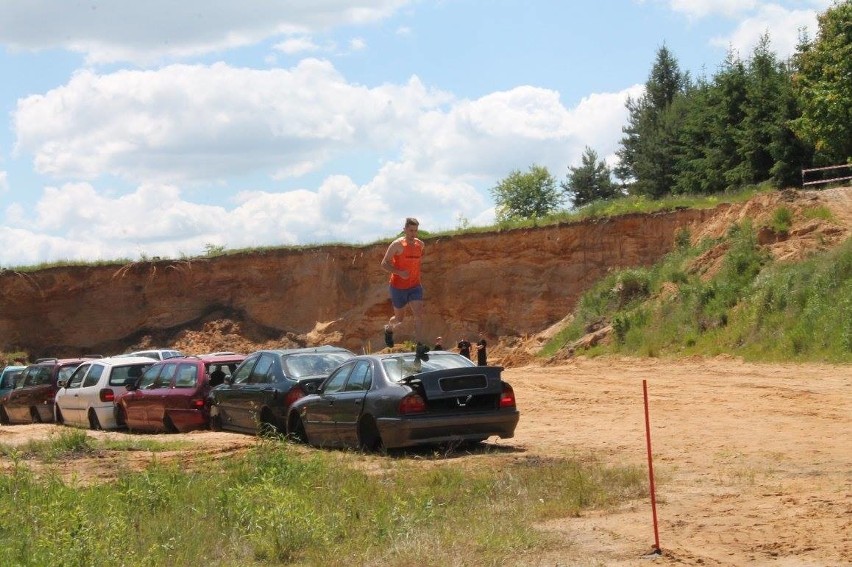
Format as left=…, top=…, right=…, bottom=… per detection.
left=2, top=186, right=848, bottom=359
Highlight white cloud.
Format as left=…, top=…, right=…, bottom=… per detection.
left=13, top=60, right=452, bottom=184
left=2, top=71, right=643, bottom=265
left=0, top=0, right=411, bottom=65
left=667, top=0, right=758, bottom=19
left=274, top=36, right=321, bottom=55
left=0, top=171, right=7, bottom=192
left=710, top=4, right=820, bottom=58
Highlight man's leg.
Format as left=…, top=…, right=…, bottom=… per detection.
left=385, top=306, right=406, bottom=347
left=409, top=299, right=424, bottom=343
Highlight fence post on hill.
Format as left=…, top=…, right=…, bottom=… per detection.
left=643, top=379, right=662, bottom=556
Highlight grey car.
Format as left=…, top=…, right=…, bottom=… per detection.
left=286, top=351, right=519, bottom=451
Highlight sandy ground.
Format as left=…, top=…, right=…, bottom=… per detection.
left=0, top=357, right=849, bottom=566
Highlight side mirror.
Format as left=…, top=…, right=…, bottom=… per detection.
left=224, top=376, right=233, bottom=385
left=57, top=379, right=67, bottom=388
left=125, top=380, right=139, bottom=392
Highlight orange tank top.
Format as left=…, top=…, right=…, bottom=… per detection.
left=389, top=239, right=423, bottom=289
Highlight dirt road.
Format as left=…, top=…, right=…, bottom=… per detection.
left=507, top=357, right=851, bottom=566
left=1, top=357, right=849, bottom=566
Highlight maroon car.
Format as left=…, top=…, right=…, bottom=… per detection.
left=115, top=353, right=244, bottom=433
left=1, top=357, right=94, bottom=425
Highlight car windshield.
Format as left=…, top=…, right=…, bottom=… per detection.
left=283, top=353, right=351, bottom=378
left=382, top=352, right=475, bottom=382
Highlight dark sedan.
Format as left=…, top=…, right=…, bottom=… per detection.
left=286, top=351, right=519, bottom=451
left=208, top=346, right=354, bottom=435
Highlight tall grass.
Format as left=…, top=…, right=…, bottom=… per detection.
left=0, top=438, right=646, bottom=566
left=543, top=224, right=851, bottom=362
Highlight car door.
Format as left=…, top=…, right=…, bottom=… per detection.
left=239, top=353, right=278, bottom=430
left=142, top=362, right=178, bottom=429
left=123, top=363, right=168, bottom=430
left=164, top=362, right=200, bottom=429
left=303, top=362, right=353, bottom=446
left=213, top=353, right=259, bottom=430
left=76, top=363, right=104, bottom=424
left=58, top=363, right=90, bottom=425
left=332, top=360, right=373, bottom=447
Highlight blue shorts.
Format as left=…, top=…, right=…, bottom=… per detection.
left=390, top=284, right=424, bottom=309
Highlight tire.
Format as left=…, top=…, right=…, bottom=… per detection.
left=287, top=413, right=308, bottom=444
left=209, top=411, right=223, bottom=432
left=0, top=406, right=10, bottom=425
left=163, top=414, right=178, bottom=434
left=30, top=407, right=42, bottom=424
left=55, top=405, right=65, bottom=425
left=88, top=409, right=102, bottom=431
left=258, top=408, right=280, bottom=437
left=115, top=406, right=130, bottom=430
left=357, top=415, right=383, bottom=453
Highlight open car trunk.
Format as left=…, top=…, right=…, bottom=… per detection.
left=402, top=366, right=505, bottom=412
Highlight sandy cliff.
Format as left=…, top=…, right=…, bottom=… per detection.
left=1, top=187, right=848, bottom=358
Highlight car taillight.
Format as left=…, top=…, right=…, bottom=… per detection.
left=499, top=384, right=516, bottom=408
left=191, top=398, right=205, bottom=409
left=399, top=393, right=426, bottom=415
left=99, top=389, right=115, bottom=402
left=283, top=386, right=305, bottom=408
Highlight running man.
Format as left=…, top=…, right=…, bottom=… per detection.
left=381, top=217, right=425, bottom=355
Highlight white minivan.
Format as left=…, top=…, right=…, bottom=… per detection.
left=54, top=356, right=155, bottom=430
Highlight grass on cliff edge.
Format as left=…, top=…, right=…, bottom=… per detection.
left=0, top=430, right=645, bottom=566
left=541, top=219, right=852, bottom=363
left=4, top=185, right=766, bottom=272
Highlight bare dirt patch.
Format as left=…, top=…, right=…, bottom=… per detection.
left=1, top=357, right=849, bottom=566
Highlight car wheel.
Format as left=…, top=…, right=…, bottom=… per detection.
left=55, top=405, right=65, bottom=425
left=357, top=415, right=383, bottom=453
left=163, top=414, right=178, bottom=434
left=287, top=413, right=308, bottom=444
left=115, top=406, right=127, bottom=427
left=30, top=407, right=42, bottom=424
left=258, top=408, right=279, bottom=437
left=0, top=406, right=8, bottom=425
left=209, top=411, right=223, bottom=432
left=88, top=409, right=102, bottom=431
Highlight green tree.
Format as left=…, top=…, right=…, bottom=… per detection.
left=490, top=164, right=562, bottom=222
left=616, top=45, right=690, bottom=197
left=562, top=147, right=620, bottom=207
left=791, top=1, right=852, bottom=165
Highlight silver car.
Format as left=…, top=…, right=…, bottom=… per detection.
left=54, top=356, right=155, bottom=430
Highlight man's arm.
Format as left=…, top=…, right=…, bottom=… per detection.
left=381, top=239, right=403, bottom=276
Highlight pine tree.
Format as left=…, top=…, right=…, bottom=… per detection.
left=562, top=147, right=620, bottom=207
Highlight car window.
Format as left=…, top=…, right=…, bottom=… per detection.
left=157, top=363, right=179, bottom=387
left=323, top=364, right=353, bottom=394
left=382, top=352, right=474, bottom=381
left=344, top=361, right=372, bottom=392
left=15, top=367, right=36, bottom=389
left=82, top=364, right=104, bottom=388
left=284, top=352, right=351, bottom=379
left=32, top=367, right=52, bottom=385
left=250, top=354, right=275, bottom=384
left=110, top=363, right=149, bottom=387
left=231, top=356, right=256, bottom=385
left=174, top=364, right=198, bottom=388
left=57, top=365, right=78, bottom=387
left=67, top=364, right=89, bottom=389
left=138, top=364, right=162, bottom=389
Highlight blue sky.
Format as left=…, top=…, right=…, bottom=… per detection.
left=0, top=0, right=831, bottom=266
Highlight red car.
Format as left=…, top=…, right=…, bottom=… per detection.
left=115, top=353, right=244, bottom=433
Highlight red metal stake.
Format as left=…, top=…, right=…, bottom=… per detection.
left=643, top=379, right=662, bottom=554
